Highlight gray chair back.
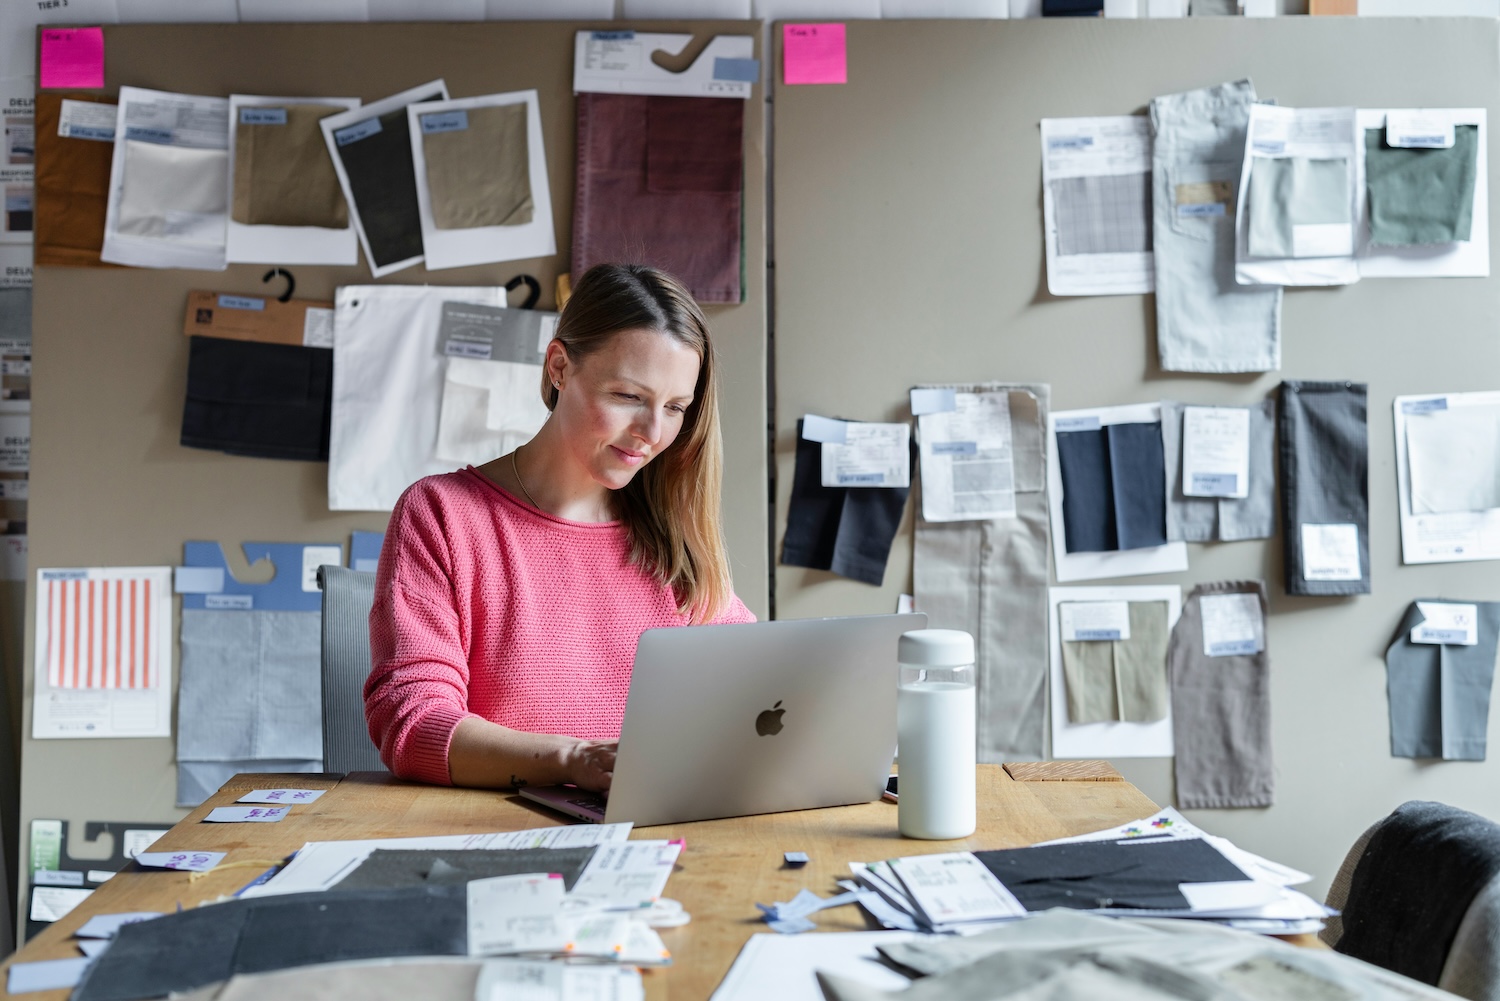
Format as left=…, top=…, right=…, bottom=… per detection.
left=317, top=565, right=385, bottom=773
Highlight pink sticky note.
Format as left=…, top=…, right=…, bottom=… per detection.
left=783, top=23, right=846, bottom=86
left=40, top=27, right=105, bottom=90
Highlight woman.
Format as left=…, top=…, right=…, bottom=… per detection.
left=364, top=264, right=755, bottom=792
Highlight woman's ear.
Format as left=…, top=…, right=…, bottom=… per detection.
left=544, top=340, right=570, bottom=391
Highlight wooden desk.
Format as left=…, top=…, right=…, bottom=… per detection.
left=3, top=766, right=1161, bottom=999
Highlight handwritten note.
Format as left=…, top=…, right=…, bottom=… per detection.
left=134, top=851, right=225, bottom=872
left=40, top=28, right=105, bottom=90
left=237, top=788, right=325, bottom=805
left=783, top=23, right=846, bottom=86
left=203, top=806, right=288, bottom=823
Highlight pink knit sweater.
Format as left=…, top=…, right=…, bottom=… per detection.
left=364, top=467, right=755, bottom=785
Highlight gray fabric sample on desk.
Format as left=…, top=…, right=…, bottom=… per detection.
left=914, top=383, right=1050, bottom=762
left=334, top=846, right=598, bottom=892
left=1161, top=399, right=1276, bottom=543
left=1247, top=156, right=1351, bottom=259
left=1386, top=600, right=1500, bottom=761
left=1151, top=79, right=1282, bottom=373
left=1061, top=601, right=1170, bottom=724
left=1277, top=380, right=1370, bottom=596
left=72, top=885, right=468, bottom=1001
left=1168, top=581, right=1273, bottom=809
left=1050, top=172, right=1151, bottom=256
left=1366, top=124, right=1479, bottom=246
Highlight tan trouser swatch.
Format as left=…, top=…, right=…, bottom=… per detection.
left=232, top=104, right=349, bottom=229
left=1061, top=601, right=1170, bottom=724
left=421, top=103, right=532, bottom=230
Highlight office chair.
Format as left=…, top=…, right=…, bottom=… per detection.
left=316, top=565, right=386, bottom=773
left=1323, top=801, right=1500, bottom=1000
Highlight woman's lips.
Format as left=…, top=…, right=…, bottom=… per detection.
left=610, top=446, right=646, bottom=465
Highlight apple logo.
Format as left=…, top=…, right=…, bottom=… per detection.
left=755, top=700, right=786, bottom=737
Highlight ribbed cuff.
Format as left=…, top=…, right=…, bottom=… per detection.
left=402, top=704, right=476, bottom=787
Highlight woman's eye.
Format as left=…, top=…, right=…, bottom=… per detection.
left=615, top=393, right=640, bottom=402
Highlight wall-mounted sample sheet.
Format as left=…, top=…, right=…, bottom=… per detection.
left=1039, top=116, right=1153, bottom=296
left=915, top=388, right=1015, bottom=521
left=32, top=567, right=173, bottom=739
left=1234, top=104, right=1360, bottom=287
left=1161, top=399, right=1275, bottom=542
left=433, top=306, right=552, bottom=468
left=408, top=90, right=555, bottom=270
left=1279, top=380, right=1369, bottom=595
left=34, top=94, right=117, bottom=267
left=226, top=95, right=360, bottom=266
left=1356, top=108, right=1488, bottom=278
left=1386, top=600, right=1500, bottom=762
left=0, top=76, right=35, bottom=246
left=320, top=80, right=448, bottom=278
left=1047, top=403, right=1187, bottom=582
left=1049, top=585, right=1180, bottom=759
left=100, top=87, right=229, bottom=270
left=1394, top=390, right=1500, bottom=564
left=181, top=335, right=333, bottom=462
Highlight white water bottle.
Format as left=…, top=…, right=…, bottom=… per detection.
left=897, top=628, right=977, bottom=840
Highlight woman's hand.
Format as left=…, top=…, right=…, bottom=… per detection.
left=560, top=739, right=617, bottom=792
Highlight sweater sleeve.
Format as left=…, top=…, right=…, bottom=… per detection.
left=712, top=593, right=758, bottom=625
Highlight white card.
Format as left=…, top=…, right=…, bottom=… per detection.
left=75, top=912, right=163, bottom=939
left=820, top=423, right=911, bottom=488
left=237, top=788, right=326, bottom=805
left=570, top=840, right=683, bottom=909
left=203, top=806, right=289, bottom=823
left=801, top=414, right=848, bottom=443
left=134, top=850, right=224, bottom=872
left=467, top=872, right=569, bottom=956
left=1181, top=406, right=1250, bottom=499
left=1386, top=110, right=1456, bottom=149
left=1413, top=602, right=1479, bottom=645
left=28, top=886, right=91, bottom=923
left=1301, top=523, right=1361, bottom=581
left=1200, top=593, right=1264, bottom=657
left=1059, top=601, right=1131, bottom=642
left=886, top=852, right=1024, bottom=924
left=301, top=546, right=342, bottom=591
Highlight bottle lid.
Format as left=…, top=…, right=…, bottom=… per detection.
left=898, top=628, right=975, bottom=666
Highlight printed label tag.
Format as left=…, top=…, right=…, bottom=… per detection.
left=910, top=388, right=957, bottom=416
left=1182, top=406, right=1250, bottom=500
left=1060, top=601, right=1131, bottom=642
left=239, top=107, right=287, bottom=125
left=302, top=545, right=342, bottom=592
left=1178, top=203, right=1226, bottom=217
left=1201, top=592, right=1264, bottom=657
left=1047, top=135, right=1094, bottom=150
left=134, top=851, right=225, bottom=872
left=1386, top=110, right=1456, bottom=149
left=203, top=806, right=289, bottom=823
left=1301, top=523, right=1361, bottom=581
left=1401, top=397, right=1448, bottom=415
left=333, top=118, right=381, bottom=146
left=1055, top=415, right=1102, bottom=433
left=238, top=788, right=326, bottom=804
left=217, top=295, right=264, bottom=312
left=58, top=99, right=117, bottom=141
left=1412, top=602, right=1478, bottom=645
left=204, top=593, right=252, bottom=610
left=436, top=302, right=549, bottom=366
left=420, top=110, right=468, bottom=134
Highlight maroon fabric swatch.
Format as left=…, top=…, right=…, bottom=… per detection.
left=573, top=93, right=743, bottom=304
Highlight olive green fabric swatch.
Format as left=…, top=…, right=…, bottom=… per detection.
left=232, top=104, right=349, bottom=229
left=421, top=103, right=532, bottom=230
left=1365, top=124, right=1478, bottom=246
left=1060, top=601, right=1170, bottom=724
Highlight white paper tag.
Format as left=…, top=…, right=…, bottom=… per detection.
left=1200, top=593, right=1264, bottom=657
left=29, top=887, right=91, bottom=923
left=122, top=829, right=168, bottom=859
left=570, top=840, right=683, bottom=910
left=1291, top=222, right=1354, bottom=258
left=203, top=806, right=289, bottom=823
left=133, top=850, right=224, bottom=872
left=886, top=852, right=1024, bottom=924
left=237, top=788, right=326, bottom=804
left=301, top=545, right=342, bottom=592
left=467, top=872, right=569, bottom=956
left=58, top=99, right=117, bottom=141
left=1301, top=523, right=1361, bottom=581
left=910, top=388, right=957, bottom=415
left=801, top=414, right=847, bottom=444
left=1182, top=406, right=1250, bottom=499
left=821, top=423, right=910, bottom=488
left=1412, top=602, right=1478, bottom=646
left=1386, top=110, right=1456, bottom=149
left=302, top=307, right=334, bottom=349
left=1060, top=601, right=1131, bottom=642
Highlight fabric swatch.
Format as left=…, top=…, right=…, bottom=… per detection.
left=1051, top=173, right=1151, bottom=256
left=176, top=760, right=323, bottom=809
left=573, top=93, right=743, bottom=304
left=1366, top=124, right=1479, bottom=246
left=34, top=93, right=115, bottom=267
left=1386, top=601, right=1500, bottom=761
left=1061, top=601, right=1170, bottom=724
left=334, top=847, right=597, bottom=892
left=1277, top=380, right=1370, bottom=596
left=433, top=357, right=549, bottom=466
left=1169, top=581, right=1273, bottom=809
left=1056, top=428, right=1114, bottom=553
left=333, top=105, right=430, bottom=270
left=233, top=104, right=349, bottom=229
left=975, top=838, right=1248, bottom=912
left=781, top=419, right=910, bottom=587
left=1247, top=156, right=1351, bottom=259
left=181, top=336, right=333, bottom=461
left=1161, top=399, right=1276, bottom=543
left=1056, top=422, right=1166, bottom=553
left=116, top=140, right=228, bottom=246
left=914, top=384, right=1051, bottom=762
left=1406, top=405, right=1500, bottom=515
left=422, top=103, right=532, bottom=230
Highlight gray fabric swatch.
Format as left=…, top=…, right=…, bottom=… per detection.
left=1169, top=581, right=1273, bottom=809
left=1277, top=380, right=1370, bottom=596
left=176, top=759, right=323, bottom=808
left=1366, top=124, right=1479, bottom=247
left=333, top=847, right=597, bottom=892
left=1051, top=173, right=1151, bottom=256
left=1386, top=600, right=1500, bottom=761
left=1247, top=156, right=1351, bottom=259
left=1061, top=601, right=1170, bottom=724
left=914, top=383, right=1050, bottom=762
left=1161, top=399, right=1276, bottom=543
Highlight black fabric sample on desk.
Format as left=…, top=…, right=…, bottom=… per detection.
left=333, top=846, right=597, bottom=892
left=1057, top=422, right=1167, bottom=553
left=1057, top=428, right=1116, bottom=553
left=334, top=99, right=438, bottom=269
left=72, top=885, right=467, bottom=1001
left=974, top=837, right=1249, bottom=912
left=781, top=420, right=911, bottom=587
left=181, top=335, right=332, bottom=461
left=1336, top=800, right=1500, bottom=986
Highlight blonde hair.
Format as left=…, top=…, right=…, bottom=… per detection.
left=543, top=264, right=732, bottom=623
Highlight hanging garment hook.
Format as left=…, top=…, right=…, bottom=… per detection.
left=261, top=268, right=296, bottom=303
left=505, top=274, right=541, bottom=310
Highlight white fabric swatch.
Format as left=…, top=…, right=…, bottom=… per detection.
left=117, top=141, right=227, bottom=246
left=434, top=358, right=549, bottom=465
left=1408, top=405, right=1500, bottom=515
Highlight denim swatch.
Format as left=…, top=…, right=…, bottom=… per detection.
left=1366, top=124, right=1479, bottom=246
left=1057, top=423, right=1166, bottom=553
left=1386, top=601, right=1500, bottom=761
left=1277, top=380, right=1370, bottom=596
left=181, top=336, right=332, bottom=461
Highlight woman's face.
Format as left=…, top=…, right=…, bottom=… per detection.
left=547, top=327, right=701, bottom=491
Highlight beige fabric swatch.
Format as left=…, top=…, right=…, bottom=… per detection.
left=232, top=104, right=349, bottom=229
left=1061, top=601, right=1170, bottom=724
left=421, top=103, right=532, bottom=230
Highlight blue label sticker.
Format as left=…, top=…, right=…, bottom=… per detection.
left=1402, top=397, right=1449, bottom=414
left=239, top=107, right=287, bottom=125
left=1422, top=628, right=1469, bottom=644
left=420, top=110, right=468, bottom=135
left=713, top=57, right=760, bottom=82
left=4, top=194, right=30, bottom=212
left=205, top=593, right=253, bottom=610
left=1177, top=203, right=1226, bottom=217
left=123, top=126, right=173, bottom=144
left=1074, top=629, right=1122, bottom=641
left=1047, top=136, right=1094, bottom=150
left=932, top=441, right=978, bottom=456
left=68, top=125, right=114, bottom=141
left=1055, top=416, right=1101, bottom=433
left=1253, top=140, right=1285, bottom=155
left=217, top=295, right=265, bottom=312
left=838, top=472, right=887, bottom=486
left=41, top=569, right=88, bottom=581
left=591, top=30, right=635, bottom=40
left=1191, top=472, right=1238, bottom=494
left=1208, top=639, right=1261, bottom=657
left=333, top=118, right=382, bottom=146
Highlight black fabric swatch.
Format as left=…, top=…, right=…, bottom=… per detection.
left=333, top=846, right=597, bottom=892
left=334, top=98, right=438, bottom=269
left=181, top=335, right=332, bottom=461
left=975, top=837, right=1249, bottom=912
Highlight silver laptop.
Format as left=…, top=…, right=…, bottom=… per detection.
left=518, top=613, right=925, bottom=827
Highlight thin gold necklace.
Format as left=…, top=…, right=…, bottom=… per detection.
left=510, top=449, right=541, bottom=509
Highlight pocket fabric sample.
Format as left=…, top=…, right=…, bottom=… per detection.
left=181, top=335, right=333, bottom=461
left=1169, top=581, right=1273, bottom=809
left=1365, top=124, right=1479, bottom=246
left=1406, top=404, right=1500, bottom=515
left=1247, top=156, right=1351, bottom=259
left=34, top=94, right=116, bottom=267
left=1050, top=172, right=1152, bottom=256
left=421, top=103, right=532, bottom=230
left=781, top=419, right=910, bottom=587
left=1278, top=380, right=1370, bottom=596
left=1151, top=79, right=1281, bottom=373
left=1060, top=601, right=1170, bottom=724
left=232, top=103, right=349, bottom=229
left=434, top=357, right=549, bottom=465
left=1386, top=601, right=1500, bottom=761
left=1161, top=399, right=1276, bottom=542
left=574, top=93, right=743, bottom=304
left=1056, top=422, right=1167, bottom=553
left=914, top=383, right=1051, bottom=761
left=116, top=141, right=227, bottom=244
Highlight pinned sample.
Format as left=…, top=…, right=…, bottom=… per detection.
left=408, top=90, right=556, bottom=270
left=1386, top=600, right=1500, bottom=761
left=1039, top=116, right=1154, bottom=296
left=180, top=336, right=333, bottom=462
left=1049, top=585, right=1180, bottom=760
left=34, top=94, right=117, bottom=267
left=32, top=567, right=173, bottom=739
left=226, top=95, right=360, bottom=266
left=432, top=300, right=553, bottom=466
left=1151, top=79, right=1281, bottom=373
left=914, top=389, right=1015, bottom=522
left=320, top=80, right=449, bottom=278
left=1394, top=390, right=1500, bottom=564
left=1356, top=108, right=1489, bottom=278
left=1160, top=400, right=1275, bottom=542
left=101, top=87, right=230, bottom=270
left=1278, top=381, right=1369, bottom=595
